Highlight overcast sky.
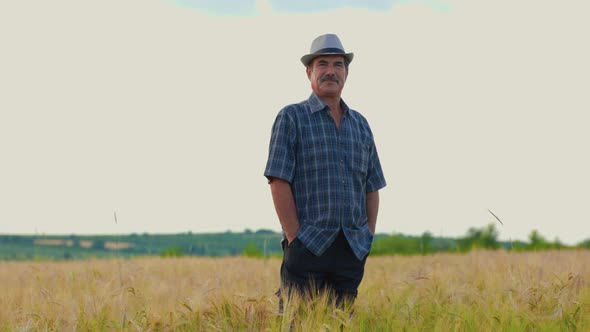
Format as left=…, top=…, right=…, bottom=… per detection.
left=1, top=0, right=589, bottom=244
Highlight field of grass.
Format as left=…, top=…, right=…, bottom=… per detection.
left=1, top=250, right=589, bottom=331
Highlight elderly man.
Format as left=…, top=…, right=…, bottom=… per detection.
left=264, top=34, right=386, bottom=308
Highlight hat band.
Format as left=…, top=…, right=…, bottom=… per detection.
left=313, top=47, right=345, bottom=55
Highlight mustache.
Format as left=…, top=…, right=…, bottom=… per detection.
left=320, top=75, right=339, bottom=83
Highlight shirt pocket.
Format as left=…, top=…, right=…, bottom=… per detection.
left=351, top=141, right=370, bottom=175
left=300, top=136, right=331, bottom=172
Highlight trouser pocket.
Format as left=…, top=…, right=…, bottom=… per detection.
left=284, top=238, right=304, bottom=269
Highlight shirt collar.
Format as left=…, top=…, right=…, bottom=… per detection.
left=308, top=93, right=350, bottom=115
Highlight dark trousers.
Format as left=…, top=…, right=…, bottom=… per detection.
left=277, top=230, right=368, bottom=310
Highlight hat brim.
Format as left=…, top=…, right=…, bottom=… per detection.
left=301, top=52, right=354, bottom=66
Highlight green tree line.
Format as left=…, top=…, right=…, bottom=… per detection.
left=370, top=223, right=575, bottom=256
left=1, top=225, right=589, bottom=261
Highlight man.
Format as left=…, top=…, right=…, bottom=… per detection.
left=264, top=34, right=386, bottom=308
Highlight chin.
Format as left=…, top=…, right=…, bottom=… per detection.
left=322, top=87, right=341, bottom=94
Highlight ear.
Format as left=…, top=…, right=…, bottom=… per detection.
left=306, top=66, right=312, bottom=80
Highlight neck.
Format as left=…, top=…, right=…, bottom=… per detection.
left=322, top=96, right=344, bottom=129
left=319, top=95, right=342, bottom=115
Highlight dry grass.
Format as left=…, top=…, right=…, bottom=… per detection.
left=1, top=250, right=589, bottom=331
left=103, top=241, right=135, bottom=250
left=33, top=239, right=75, bottom=247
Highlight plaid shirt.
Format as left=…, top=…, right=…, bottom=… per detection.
left=264, top=93, right=386, bottom=260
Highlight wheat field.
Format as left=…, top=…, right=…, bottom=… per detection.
left=1, top=250, right=589, bottom=331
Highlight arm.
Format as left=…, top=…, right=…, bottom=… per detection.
left=269, top=177, right=300, bottom=244
left=366, top=191, right=380, bottom=235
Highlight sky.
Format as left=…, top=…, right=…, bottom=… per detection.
left=1, top=0, right=589, bottom=244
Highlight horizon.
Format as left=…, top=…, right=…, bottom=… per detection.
left=0, top=222, right=581, bottom=246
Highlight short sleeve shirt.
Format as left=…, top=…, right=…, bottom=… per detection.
left=264, top=93, right=386, bottom=260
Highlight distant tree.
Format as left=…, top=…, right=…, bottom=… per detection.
left=528, top=230, right=550, bottom=250
left=198, top=243, right=209, bottom=255
left=92, top=239, right=105, bottom=250
left=255, top=229, right=276, bottom=235
left=371, top=233, right=421, bottom=255
left=458, top=224, right=500, bottom=250
left=420, top=232, right=434, bottom=254
left=161, top=245, right=184, bottom=257
left=479, top=224, right=500, bottom=249
left=577, top=239, right=590, bottom=249
left=552, top=237, right=564, bottom=249
left=242, top=242, right=264, bottom=258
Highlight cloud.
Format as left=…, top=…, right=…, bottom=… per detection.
left=173, top=0, right=451, bottom=15
left=269, top=0, right=394, bottom=12
left=173, top=0, right=258, bottom=15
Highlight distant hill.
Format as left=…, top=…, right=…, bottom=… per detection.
left=1, top=225, right=587, bottom=261
left=0, top=230, right=283, bottom=261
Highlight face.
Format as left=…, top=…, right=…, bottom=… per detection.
left=306, top=55, right=348, bottom=99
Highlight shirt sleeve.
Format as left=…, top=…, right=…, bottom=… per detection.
left=264, top=108, right=296, bottom=183
left=366, top=140, right=387, bottom=193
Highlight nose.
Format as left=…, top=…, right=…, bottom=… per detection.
left=325, top=63, right=336, bottom=74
